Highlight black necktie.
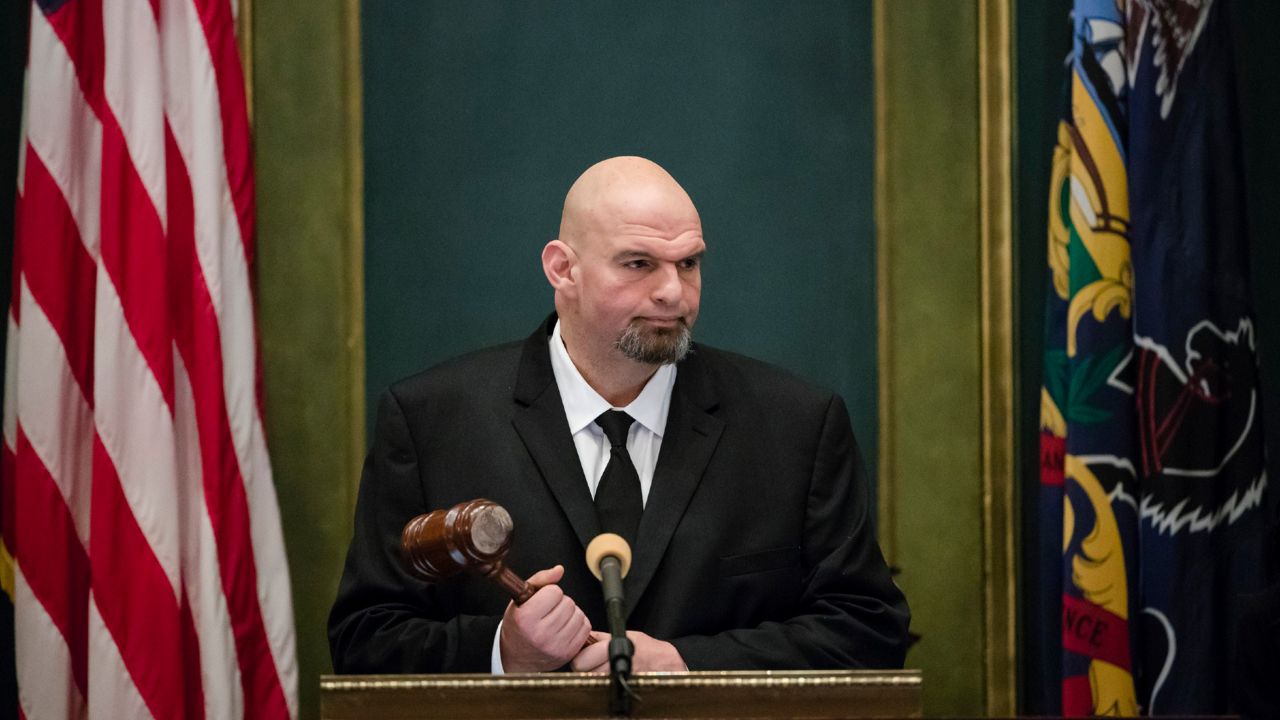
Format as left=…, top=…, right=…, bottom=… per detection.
left=594, top=410, right=643, bottom=543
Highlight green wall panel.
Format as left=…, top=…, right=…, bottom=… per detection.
left=877, top=1, right=984, bottom=714
left=254, top=0, right=363, bottom=717
left=360, top=1, right=879, bottom=487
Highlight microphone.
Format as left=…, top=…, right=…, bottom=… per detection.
left=585, top=533, right=635, bottom=716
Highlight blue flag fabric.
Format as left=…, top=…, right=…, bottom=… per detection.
left=1039, top=1, right=1142, bottom=713
left=1038, top=0, right=1277, bottom=714
left=1126, top=1, right=1273, bottom=713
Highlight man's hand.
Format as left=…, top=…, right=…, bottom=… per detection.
left=570, top=630, right=688, bottom=673
left=499, top=565, right=591, bottom=673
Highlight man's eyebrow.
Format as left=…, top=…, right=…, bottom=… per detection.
left=611, top=248, right=707, bottom=261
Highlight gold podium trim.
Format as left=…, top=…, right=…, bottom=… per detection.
left=321, top=669, right=922, bottom=719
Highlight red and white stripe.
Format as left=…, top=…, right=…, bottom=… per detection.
left=2, top=0, right=297, bottom=717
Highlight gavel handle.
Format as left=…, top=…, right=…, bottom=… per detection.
left=491, top=566, right=537, bottom=605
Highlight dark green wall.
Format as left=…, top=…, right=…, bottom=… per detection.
left=1013, top=1, right=1075, bottom=712
left=361, top=1, right=879, bottom=480
left=1013, top=0, right=1070, bottom=713
left=1235, top=1, right=1280, bottom=502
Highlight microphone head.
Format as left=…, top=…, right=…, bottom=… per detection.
left=585, top=533, right=632, bottom=580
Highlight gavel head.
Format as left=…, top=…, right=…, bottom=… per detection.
left=400, top=499, right=515, bottom=582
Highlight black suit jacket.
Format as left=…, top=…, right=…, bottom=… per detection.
left=329, top=316, right=910, bottom=672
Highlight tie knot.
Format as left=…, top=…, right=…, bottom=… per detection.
left=595, top=410, right=635, bottom=448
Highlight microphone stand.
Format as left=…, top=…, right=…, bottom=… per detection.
left=586, top=533, right=637, bottom=717
left=599, top=554, right=634, bottom=716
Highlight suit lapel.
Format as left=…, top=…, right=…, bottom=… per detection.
left=510, top=318, right=726, bottom=606
left=510, top=316, right=601, bottom=549
left=624, top=348, right=723, bottom=618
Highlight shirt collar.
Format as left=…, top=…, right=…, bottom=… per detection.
left=549, top=320, right=676, bottom=437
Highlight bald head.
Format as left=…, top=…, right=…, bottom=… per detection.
left=541, top=157, right=705, bottom=391
left=558, top=156, right=701, bottom=251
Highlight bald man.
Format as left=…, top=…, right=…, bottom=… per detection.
left=329, top=157, right=910, bottom=675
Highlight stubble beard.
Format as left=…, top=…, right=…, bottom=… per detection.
left=615, top=318, right=693, bottom=365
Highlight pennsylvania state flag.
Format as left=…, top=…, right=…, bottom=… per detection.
left=1038, top=0, right=1277, bottom=714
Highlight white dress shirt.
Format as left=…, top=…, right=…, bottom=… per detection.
left=548, top=320, right=675, bottom=504
left=491, top=320, right=677, bottom=672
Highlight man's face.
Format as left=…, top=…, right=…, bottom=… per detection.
left=571, top=196, right=704, bottom=366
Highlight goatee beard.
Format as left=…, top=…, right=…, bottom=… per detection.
left=615, top=319, right=693, bottom=365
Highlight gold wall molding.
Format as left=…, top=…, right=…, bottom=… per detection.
left=237, top=0, right=253, bottom=122
left=978, top=0, right=1018, bottom=714
left=342, top=0, right=366, bottom=504
left=873, top=0, right=897, bottom=566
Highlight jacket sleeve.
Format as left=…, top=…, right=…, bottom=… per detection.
left=328, top=388, right=501, bottom=673
left=669, top=394, right=911, bottom=670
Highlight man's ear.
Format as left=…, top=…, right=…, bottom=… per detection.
left=542, top=240, right=578, bottom=297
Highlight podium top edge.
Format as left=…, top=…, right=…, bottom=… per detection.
left=321, top=669, right=922, bottom=693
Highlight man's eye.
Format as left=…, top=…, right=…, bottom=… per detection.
left=679, top=257, right=700, bottom=270
left=624, top=260, right=651, bottom=269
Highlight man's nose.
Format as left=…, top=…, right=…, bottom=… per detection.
left=650, top=264, right=683, bottom=305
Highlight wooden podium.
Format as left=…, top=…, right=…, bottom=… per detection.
left=320, top=669, right=922, bottom=719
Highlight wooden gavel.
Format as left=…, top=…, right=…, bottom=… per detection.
left=400, top=498, right=537, bottom=603
left=404, top=498, right=617, bottom=650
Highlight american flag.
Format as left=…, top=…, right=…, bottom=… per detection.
left=1, top=0, right=298, bottom=717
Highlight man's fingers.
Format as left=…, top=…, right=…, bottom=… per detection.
left=539, top=595, right=577, bottom=636
left=570, top=609, right=591, bottom=647
left=513, top=565, right=566, bottom=617
left=525, top=564, right=565, bottom=587
left=504, top=564, right=596, bottom=667
left=545, top=600, right=592, bottom=654
left=571, top=636, right=609, bottom=671
left=515, top=582, right=564, bottom=618
left=621, top=629, right=687, bottom=672
left=558, top=609, right=591, bottom=654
